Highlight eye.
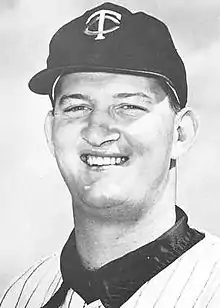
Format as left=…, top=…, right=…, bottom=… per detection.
left=63, top=105, right=92, bottom=113
left=120, top=104, right=146, bottom=111
left=60, top=104, right=93, bottom=119
left=115, top=104, right=149, bottom=117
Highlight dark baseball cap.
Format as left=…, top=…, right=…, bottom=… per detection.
left=28, top=2, right=187, bottom=108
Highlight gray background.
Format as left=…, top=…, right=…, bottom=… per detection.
left=0, top=0, right=220, bottom=296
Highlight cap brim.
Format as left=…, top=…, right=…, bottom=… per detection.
left=29, top=65, right=180, bottom=104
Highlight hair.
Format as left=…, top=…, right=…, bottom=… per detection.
left=156, top=78, right=182, bottom=114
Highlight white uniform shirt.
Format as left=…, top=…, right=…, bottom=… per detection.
left=1, top=232, right=220, bottom=308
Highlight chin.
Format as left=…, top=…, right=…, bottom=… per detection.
left=75, top=185, right=147, bottom=223
left=78, top=182, right=124, bottom=207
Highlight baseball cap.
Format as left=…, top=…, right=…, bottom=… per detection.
left=28, top=2, right=187, bottom=108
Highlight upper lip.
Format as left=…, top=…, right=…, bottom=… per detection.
left=79, top=149, right=131, bottom=158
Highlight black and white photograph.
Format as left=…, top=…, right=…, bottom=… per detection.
left=0, top=1, right=220, bottom=307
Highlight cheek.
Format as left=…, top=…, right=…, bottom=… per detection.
left=52, top=121, right=82, bottom=172
left=52, top=120, right=79, bottom=149
left=123, top=114, right=174, bottom=157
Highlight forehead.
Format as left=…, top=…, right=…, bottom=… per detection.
left=54, top=72, right=167, bottom=98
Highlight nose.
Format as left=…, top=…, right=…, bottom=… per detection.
left=81, top=121, right=120, bottom=147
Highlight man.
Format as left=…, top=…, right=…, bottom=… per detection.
left=1, top=2, right=220, bottom=308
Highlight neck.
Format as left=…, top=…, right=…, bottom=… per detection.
left=73, top=170, right=176, bottom=270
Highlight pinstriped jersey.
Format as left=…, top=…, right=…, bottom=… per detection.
left=1, top=232, right=220, bottom=308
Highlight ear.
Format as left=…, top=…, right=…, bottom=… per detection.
left=171, top=107, right=199, bottom=159
left=44, top=111, right=55, bottom=156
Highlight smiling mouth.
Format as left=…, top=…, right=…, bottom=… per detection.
left=80, top=154, right=129, bottom=167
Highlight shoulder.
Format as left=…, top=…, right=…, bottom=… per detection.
left=193, top=230, right=220, bottom=260
left=193, top=230, right=220, bottom=254
left=133, top=231, right=220, bottom=308
left=0, top=253, right=62, bottom=308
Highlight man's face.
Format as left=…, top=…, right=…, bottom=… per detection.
left=49, top=72, right=176, bottom=221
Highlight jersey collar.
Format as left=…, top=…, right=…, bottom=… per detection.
left=60, top=206, right=204, bottom=308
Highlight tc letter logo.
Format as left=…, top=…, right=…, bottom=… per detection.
left=84, top=9, right=122, bottom=40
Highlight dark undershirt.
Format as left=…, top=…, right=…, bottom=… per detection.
left=58, top=206, right=205, bottom=308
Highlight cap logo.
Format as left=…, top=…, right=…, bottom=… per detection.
left=84, top=9, right=122, bottom=40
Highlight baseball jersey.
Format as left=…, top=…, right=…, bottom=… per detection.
left=1, top=211, right=220, bottom=308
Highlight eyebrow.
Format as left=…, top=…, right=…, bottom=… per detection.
left=59, top=94, right=92, bottom=105
left=58, top=92, right=152, bottom=106
left=113, top=92, right=152, bottom=100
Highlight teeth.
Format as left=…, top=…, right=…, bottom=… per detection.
left=81, top=155, right=128, bottom=166
left=97, top=157, right=103, bottom=166
left=104, top=157, right=111, bottom=165
left=88, top=156, right=92, bottom=166
left=110, top=157, right=116, bottom=165
left=116, top=158, right=121, bottom=164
